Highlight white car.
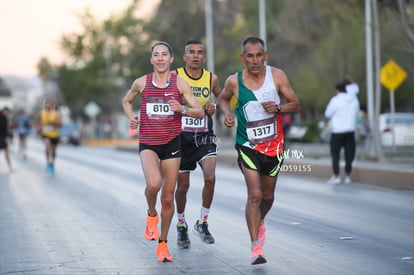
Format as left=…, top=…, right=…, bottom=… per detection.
left=379, top=113, right=414, bottom=146
left=59, top=122, right=81, bottom=146
left=286, top=125, right=308, bottom=140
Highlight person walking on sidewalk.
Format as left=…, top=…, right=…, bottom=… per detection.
left=122, top=41, right=203, bottom=262
left=36, top=99, right=62, bottom=175
left=324, top=81, right=360, bottom=184
left=174, top=39, right=222, bottom=249
left=0, top=107, right=13, bottom=172
left=343, top=75, right=359, bottom=97
left=218, top=36, right=300, bottom=265
left=14, top=109, right=31, bottom=159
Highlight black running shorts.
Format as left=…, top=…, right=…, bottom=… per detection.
left=235, top=144, right=284, bottom=177
left=0, top=137, right=7, bottom=149
left=179, top=143, right=217, bottom=171
left=139, top=135, right=181, bottom=160
left=42, top=136, right=60, bottom=145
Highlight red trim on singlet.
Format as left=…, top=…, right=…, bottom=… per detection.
left=253, top=113, right=284, bottom=157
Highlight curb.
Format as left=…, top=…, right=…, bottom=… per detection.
left=83, top=139, right=414, bottom=190
left=82, top=139, right=137, bottom=147
left=210, top=150, right=414, bottom=191
left=283, top=159, right=414, bottom=190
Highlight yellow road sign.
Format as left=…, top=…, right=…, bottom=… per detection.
left=380, top=59, right=407, bottom=91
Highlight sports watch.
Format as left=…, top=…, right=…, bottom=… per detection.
left=274, top=104, right=281, bottom=114
left=181, top=105, right=188, bottom=114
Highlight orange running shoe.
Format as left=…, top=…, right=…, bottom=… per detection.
left=156, top=242, right=174, bottom=262
left=258, top=222, right=266, bottom=247
left=251, top=244, right=267, bottom=265
left=144, top=213, right=160, bottom=241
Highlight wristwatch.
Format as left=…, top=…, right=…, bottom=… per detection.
left=181, top=105, right=188, bottom=114
left=274, top=104, right=281, bottom=114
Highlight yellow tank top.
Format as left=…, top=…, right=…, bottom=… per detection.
left=40, top=109, right=59, bottom=138
left=176, top=67, right=212, bottom=108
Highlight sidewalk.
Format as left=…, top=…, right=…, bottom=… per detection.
left=216, top=139, right=414, bottom=190
left=85, top=138, right=414, bottom=190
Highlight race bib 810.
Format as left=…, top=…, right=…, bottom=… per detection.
left=146, top=97, right=174, bottom=120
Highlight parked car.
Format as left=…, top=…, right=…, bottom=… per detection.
left=59, top=122, right=81, bottom=146
left=379, top=113, right=414, bottom=146
left=286, top=125, right=308, bottom=141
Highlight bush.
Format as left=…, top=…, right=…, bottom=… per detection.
left=302, top=119, right=321, bottom=143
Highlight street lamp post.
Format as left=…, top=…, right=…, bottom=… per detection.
left=205, top=0, right=214, bottom=73
left=259, top=0, right=267, bottom=47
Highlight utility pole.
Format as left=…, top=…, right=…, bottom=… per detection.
left=398, top=0, right=414, bottom=43
left=372, top=0, right=386, bottom=161
left=365, top=0, right=385, bottom=161
left=365, top=0, right=377, bottom=160
left=205, top=0, right=214, bottom=73
left=259, top=0, right=267, bottom=47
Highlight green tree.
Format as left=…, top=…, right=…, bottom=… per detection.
left=56, top=4, right=149, bottom=118
left=44, top=0, right=414, bottom=125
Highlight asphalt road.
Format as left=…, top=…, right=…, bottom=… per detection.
left=1, top=139, right=413, bottom=274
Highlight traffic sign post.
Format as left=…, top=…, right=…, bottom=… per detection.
left=84, top=101, right=101, bottom=118
left=84, top=101, right=101, bottom=139
left=380, top=59, right=407, bottom=150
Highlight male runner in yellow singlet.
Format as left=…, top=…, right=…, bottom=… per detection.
left=37, top=99, right=62, bottom=175
left=174, top=39, right=222, bottom=248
